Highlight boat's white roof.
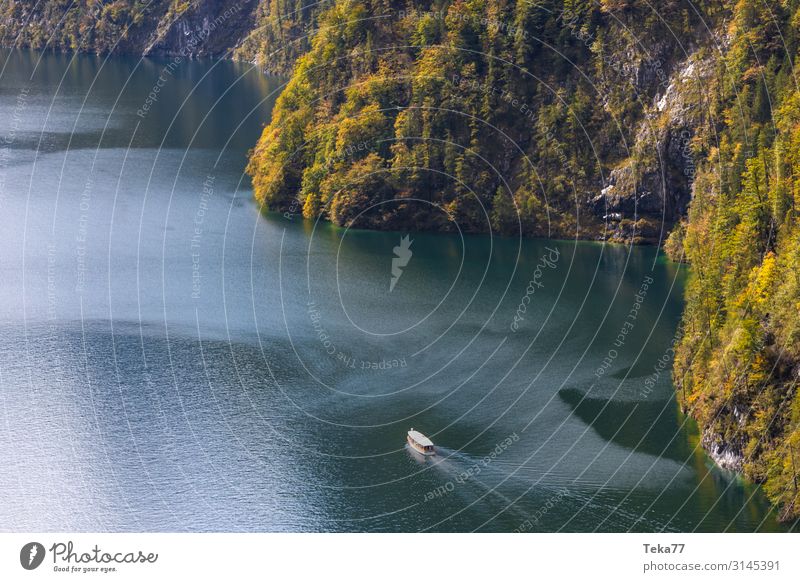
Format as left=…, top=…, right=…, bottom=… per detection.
left=408, top=430, right=434, bottom=447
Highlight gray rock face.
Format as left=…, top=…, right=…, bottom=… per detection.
left=143, top=0, right=260, bottom=58
left=591, top=53, right=714, bottom=226
left=702, top=429, right=745, bottom=472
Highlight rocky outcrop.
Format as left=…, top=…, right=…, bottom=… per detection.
left=702, top=429, right=745, bottom=472
left=591, top=53, right=715, bottom=230
left=143, top=0, right=260, bottom=58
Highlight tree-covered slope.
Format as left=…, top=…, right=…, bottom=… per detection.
left=0, top=0, right=315, bottom=68
left=247, top=0, right=716, bottom=242
left=669, top=0, right=800, bottom=522
left=0, top=0, right=171, bottom=54
left=234, top=0, right=328, bottom=75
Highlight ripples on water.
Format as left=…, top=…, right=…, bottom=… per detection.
left=0, top=48, right=786, bottom=532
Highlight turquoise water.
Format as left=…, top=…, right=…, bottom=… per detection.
left=0, top=48, right=786, bottom=532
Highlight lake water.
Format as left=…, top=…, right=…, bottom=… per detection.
left=0, top=48, right=786, bottom=532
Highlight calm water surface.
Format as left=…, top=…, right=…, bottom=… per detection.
left=0, top=49, right=786, bottom=532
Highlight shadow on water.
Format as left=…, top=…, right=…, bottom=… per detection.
left=558, top=387, right=692, bottom=461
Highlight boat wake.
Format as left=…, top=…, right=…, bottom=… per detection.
left=406, top=445, right=675, bottom=531
left=411, top=446, right=538, bottom=525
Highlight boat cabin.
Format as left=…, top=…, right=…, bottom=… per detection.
left=407, top=428, right=435, bottom=456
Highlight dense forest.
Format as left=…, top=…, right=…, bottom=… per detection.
left=1, top=0, right=799, bottom=521
left=667, top=0, right=800, bottom=522
left=247, top=0, right=715, bottom=242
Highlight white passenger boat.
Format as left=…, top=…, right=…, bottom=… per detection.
left=407, top=428, right=435, bottom=456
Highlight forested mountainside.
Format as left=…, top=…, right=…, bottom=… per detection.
left=667, top=1, right=800, bottom=522
left=0, top=0, right=317, bottom=71
left=2, top=0, right=799, bottom=521
left=248, top=0, right=715, bottom=242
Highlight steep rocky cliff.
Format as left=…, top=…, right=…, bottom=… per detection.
left=142, top=0, right=261, bottom=57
